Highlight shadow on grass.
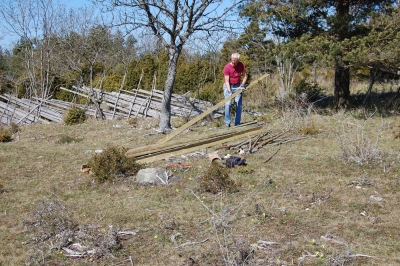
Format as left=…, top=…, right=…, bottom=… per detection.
left=306, top=89, right=400, bottom=117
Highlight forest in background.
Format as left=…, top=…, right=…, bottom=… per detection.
left=0, top=0, right=399, bottom=116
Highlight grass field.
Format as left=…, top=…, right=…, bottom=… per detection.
left=1, top=102, right=400, bottom=265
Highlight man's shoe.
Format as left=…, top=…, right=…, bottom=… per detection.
left=225, top=124, right=230, bottom=128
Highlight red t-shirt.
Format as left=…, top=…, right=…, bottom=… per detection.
left=223, top=62, right=246, bottom=85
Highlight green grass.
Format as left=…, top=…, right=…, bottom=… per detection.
left=0, top=110, right=399, bottom=265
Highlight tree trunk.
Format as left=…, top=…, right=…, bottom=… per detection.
left=159, top=46, right=181, bottom=131
left=334, top=0, right=351, bottom=108
left=334, top=58, right=350, bottom=108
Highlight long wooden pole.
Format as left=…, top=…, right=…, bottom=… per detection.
left=157, top=73, right=269, bottom=143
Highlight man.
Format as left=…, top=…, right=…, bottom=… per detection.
left=223, top=53, right=248, bottom=127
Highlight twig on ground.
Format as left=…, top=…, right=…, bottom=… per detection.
left=186, top=188, right=216, bottom=216
left=62, top=247, right=85, bottom=257
left=298, top=251, right=317, bottom=265
left=170, top=233, right=182, bottom=247
left=248, top=136, right=252, bottom=153
left=320, top=235, right=349, bottom=249
left=264, top=145, right=281, bottom=163
left=321, top=235, right=375, bottom=261
left=347, top=254, right=375, bottom=259
left=256, top=240, right=280, bottom=250
left=263, top=136, right=309, bottom=149
left=118, top=229, right=139, bottom=236
left=251, top=131, right=270, bottom=150
left=156, top=171, right=170, bottom=185
left=115, top=256, right=134, bottom=266
left=174, top=238, right=209, bottom=248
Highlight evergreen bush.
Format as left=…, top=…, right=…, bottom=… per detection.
left=199, top=83, right=219, bottom=102
left=293, top=78, right=322, bottom=102
left=63, top=106, right=86, bottom=125
left=88, top=146, right=143, bottom=183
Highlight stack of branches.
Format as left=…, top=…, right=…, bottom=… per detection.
left=223, top=130, right=308, bottom=154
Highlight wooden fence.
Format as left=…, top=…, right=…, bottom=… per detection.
left=0, top=86, right=223, bottom=126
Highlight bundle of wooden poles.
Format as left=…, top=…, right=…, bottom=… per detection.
left=125, top=122, right=264, bottom=163
left=126, top=121, right=306, bottom=164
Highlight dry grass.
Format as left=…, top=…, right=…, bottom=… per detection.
left=1, top=110, right=400, bottom=265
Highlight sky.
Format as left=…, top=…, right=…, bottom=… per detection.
left=0, top=0, right=93, bottom=50
left=67, top=0, right=89, bottom=6
left=0, top=0, right=239, bottom=51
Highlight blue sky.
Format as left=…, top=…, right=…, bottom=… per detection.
left=64, top=0, right=91, bottom=8
left=0, top=0, right=239, bottom=50
left=0, top=0, right=94, bottom=49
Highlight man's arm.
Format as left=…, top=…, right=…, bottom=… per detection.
left=241, top=71, right=248, bottom=86
left=224, top=75, right=231, bottom=92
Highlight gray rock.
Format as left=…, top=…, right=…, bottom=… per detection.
left=135, top=168, right=168, bottom=185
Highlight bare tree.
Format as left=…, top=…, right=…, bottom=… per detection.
left=57, top=8, right=114, bottom=118
left=0, top=0, right=68, bottom=99
left=115, top=34, right=138, bottom=91
left=95, top=0, right=244, bottom=131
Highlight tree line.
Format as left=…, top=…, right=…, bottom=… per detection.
left=0, top=0, right=399, bottom=130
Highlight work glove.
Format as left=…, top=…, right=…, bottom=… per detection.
left=239, top=84, right=246, bottom=93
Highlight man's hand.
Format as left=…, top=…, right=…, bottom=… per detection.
left=240, top=84, right=246, bottom=92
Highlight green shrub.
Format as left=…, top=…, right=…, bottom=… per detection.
left=88, top=146, right=143, bottom=183
left=0, top=127, right=12, bottom=142
left=293, top=78, right=322, bottom=102
left=101, top=73, right=124, bottom=92
left=63, top=106, right=86, bottom=125
left=199, top=83, right=219, bottom=102
left=200, top=162, right=240, bottom=194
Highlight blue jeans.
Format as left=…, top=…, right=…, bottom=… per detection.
left=223, top=83, right=242, bottom=126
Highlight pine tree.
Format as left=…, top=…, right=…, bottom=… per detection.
left=241, top=0, right=396, bottom=107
